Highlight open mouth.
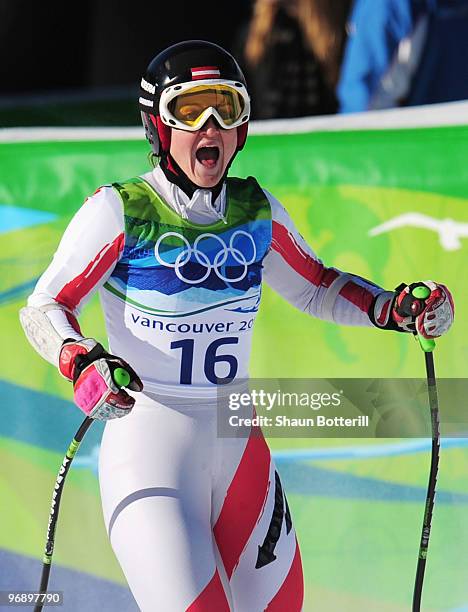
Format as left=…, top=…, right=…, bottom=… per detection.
left=196, top=146, right=220, bottom=168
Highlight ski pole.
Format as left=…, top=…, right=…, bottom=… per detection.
left=34, top=367, right=131, bottom=612
left=405, top=285, right=439, bottom=612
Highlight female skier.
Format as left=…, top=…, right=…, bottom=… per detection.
left=20, top=41, right=454, bottom=611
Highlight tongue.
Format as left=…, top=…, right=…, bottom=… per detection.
left=197, top=147, right=219, bottom=168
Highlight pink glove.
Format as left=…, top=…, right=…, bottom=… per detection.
left=59, top=339, right=143, bottom=420
left=392, top=281, right=454, bottom=339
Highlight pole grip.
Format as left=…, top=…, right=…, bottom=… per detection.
left=113, top=367, right=131, bottom=387
left=410, top=286, right=436, bottom=353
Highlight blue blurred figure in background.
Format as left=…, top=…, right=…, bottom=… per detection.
left=338, top=0, right=468, bottom=113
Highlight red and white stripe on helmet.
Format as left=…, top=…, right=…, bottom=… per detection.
left=191, top=66, right=221, bottom=80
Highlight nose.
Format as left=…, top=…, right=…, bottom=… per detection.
left=200, top=116, right=220, bottom=134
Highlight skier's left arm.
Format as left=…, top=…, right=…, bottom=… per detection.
left=262, top=191, right=454, bottom=338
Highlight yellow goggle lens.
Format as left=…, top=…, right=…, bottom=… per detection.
left=168, top=85, right=245, bottom=127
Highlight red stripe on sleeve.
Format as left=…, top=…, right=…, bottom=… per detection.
left=65, top=311, right=82, bottom=335
left=271, top=221, right=337, bottom=287
left=339, top=281, right=375, bottom=314
left=55, top=233, right=124, bottom=311
left=266, top=538, right=304, bottom=611
left=214, top=427, right=271, bottom=579
left=377, top=297, right=391, bottom=325
left=272, top=221, right=375, bottom=314
left=186, top=569, right=230, bottom=611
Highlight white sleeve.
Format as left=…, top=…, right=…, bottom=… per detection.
left=27, top=185, right=125, bottom=342
left=262, top=190, right=384, bottom=327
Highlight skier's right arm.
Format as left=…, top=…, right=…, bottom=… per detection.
left=19, top=186, right=143, bottom=420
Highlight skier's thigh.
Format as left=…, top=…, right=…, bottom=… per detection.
left=110, top=495, right=226, bottom=610
left=230, top=462, right=303, bottom=611
left=212, top=431, right=303, bottom=611
left=99, top=399, right=229, bottom=610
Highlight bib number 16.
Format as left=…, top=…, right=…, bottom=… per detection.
left=170, top=337, right=239, bottom=385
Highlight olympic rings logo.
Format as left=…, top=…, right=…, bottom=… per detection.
left=154, top=230, right=257, bottom=284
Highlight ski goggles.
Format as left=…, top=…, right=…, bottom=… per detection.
left=159, top=80, right=250, bottom=131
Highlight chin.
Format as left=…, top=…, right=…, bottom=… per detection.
left=193, top=166, right=224, bottom=188
left=200, top=176, right=221, bottom=188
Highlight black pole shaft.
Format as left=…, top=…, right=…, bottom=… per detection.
left=34, top=417, right=93, bottom=612
left=412, top=352, right=440, bottom=612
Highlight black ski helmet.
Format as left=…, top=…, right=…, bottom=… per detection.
left=139, top=40, right=250, bottom=157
